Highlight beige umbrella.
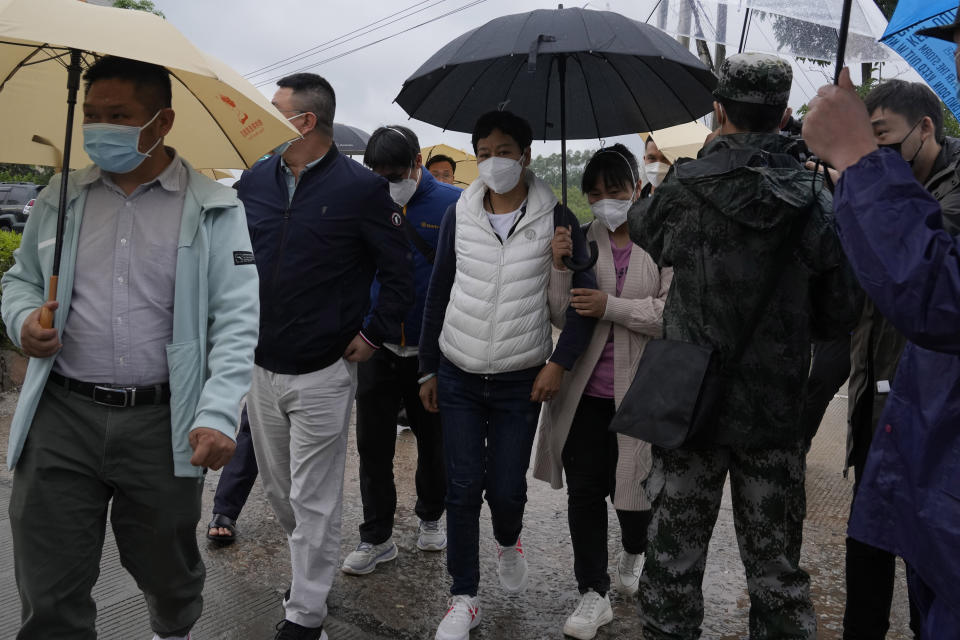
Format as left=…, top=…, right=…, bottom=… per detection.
left=0, top=0, right=299, bottom=326
left=0, top=0, right=298, bottom=170
left=198, top=169, right=236, bottom=181
left=639, top=121, right=712, bottom=163
left=421, top=143, right=477, bottom=188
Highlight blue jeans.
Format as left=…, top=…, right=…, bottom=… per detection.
left=438, top=359, right=542, bottom=596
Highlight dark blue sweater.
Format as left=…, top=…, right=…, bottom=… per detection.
left=419, top=202, right=596, bottom=375
left=366, top=170, right=461, bottom=349
left=237, top=146, right=414, bottom=374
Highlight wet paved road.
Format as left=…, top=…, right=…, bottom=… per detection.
left=0, top=389, right=912, bottom=639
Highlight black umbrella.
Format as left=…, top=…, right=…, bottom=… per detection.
left=395, top=5, right=717, bottom=269
left=333, top=122, right=371, bottom=155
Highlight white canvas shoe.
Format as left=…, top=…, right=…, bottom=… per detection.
left=562, top=590, right=613, bottom=639
left=613, top=550, right=645, bottom=596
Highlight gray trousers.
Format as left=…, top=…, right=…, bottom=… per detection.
left=9, top=382, right=205, bottom=640
left=247, top=360, right=358, bottom=628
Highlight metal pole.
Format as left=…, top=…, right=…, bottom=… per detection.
left=39, top=48, right=81, bottom=329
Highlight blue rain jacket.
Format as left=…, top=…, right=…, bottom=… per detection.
left=834, top=148, right=960, bottom=621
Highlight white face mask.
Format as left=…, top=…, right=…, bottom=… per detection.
left=389, top=167, right=420, bottom=206
left=478, top=156, right=524, bottom=194
left=644, top=162, right=669, bottom=188
left=589, top=197, right=633, bottom=232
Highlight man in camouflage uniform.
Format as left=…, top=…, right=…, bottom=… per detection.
left=628, top=53, right=860, bottom=639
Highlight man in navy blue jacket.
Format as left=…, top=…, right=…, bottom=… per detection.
left=803, top=12, right=960, bottom=636
left=341, top=125, right=461, bottom=576
left=236, top=74, right=413, bottom=640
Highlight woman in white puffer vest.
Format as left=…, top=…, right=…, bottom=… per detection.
left=418, top=111, right=597, bottom=640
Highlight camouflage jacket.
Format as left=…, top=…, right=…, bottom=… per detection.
left=629, top=133, right=860, bottom=447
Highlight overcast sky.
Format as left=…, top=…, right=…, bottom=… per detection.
left=154, top=0, right=920, bottom=162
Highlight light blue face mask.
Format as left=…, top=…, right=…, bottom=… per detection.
left=82, top=110, right=163, bottom=174
left=271, top=112, right=307, bottom=157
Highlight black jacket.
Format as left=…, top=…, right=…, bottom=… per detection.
left=237, top=146, right=414, bottom=374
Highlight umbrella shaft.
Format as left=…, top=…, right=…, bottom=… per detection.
left=559, top=55, right=567, bottom=213
left=51, top=49, right=82, bottom=279
left=834, top=0, right=854, bottom=84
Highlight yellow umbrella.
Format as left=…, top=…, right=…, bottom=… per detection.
left=198, top=168, right=236, bottom=181
left=422, top=143, right=477, bottom=188
left=0, top=0, right=299, bottom=170
left=639, top=121, right=712, bottom=163
left=0, top=0, right=299, bottom=327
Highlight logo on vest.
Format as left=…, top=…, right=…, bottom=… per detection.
left=390, top=212, right=403, bottom=227
left=523, top=228, right=536, bottom=240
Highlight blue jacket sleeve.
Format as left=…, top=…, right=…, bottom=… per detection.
left=418, top=203, right=457, bottom=374
left=834, top=148, right=960, bottom=354
left=550, top=208, right=598, bottom=369
left=360, top=182, right=415, bottom=347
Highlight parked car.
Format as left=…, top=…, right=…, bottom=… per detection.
left=0, top=183, right=44, bottom=233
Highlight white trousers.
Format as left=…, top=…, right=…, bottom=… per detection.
left=247, top=360, right=358, bottom=628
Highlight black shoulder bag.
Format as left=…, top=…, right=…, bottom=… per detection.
left=609, top=211, right=807, bottom=449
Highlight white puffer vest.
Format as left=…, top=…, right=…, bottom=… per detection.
left=440, top=170, right=557, bottom=374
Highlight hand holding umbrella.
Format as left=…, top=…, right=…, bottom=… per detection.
left=0, top=0, right=301, bottom=328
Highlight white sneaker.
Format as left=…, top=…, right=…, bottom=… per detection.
left=562, top=590, right=613, bottom=640
left=613, top=550, right=644, bottom=596
left=151, top=634, right=190, bottom=640
left=417, top=519, right=447, bottom=551
left=497, top=538, right=529, bottom=593
left=435, top=594, right=481, bottom=640
left=341, top=539, right=398, bottom=575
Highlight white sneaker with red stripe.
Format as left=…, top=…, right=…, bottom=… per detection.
left=497, top=538, right=529, bottom=593
left=435, top=595, right=480, bottom=640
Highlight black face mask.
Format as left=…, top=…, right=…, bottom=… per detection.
left=877, top=119, right=925, bottom=166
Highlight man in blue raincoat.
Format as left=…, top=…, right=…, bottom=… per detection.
left=802, top=8, right=960, bottom=636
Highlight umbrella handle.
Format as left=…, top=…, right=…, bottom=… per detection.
left=39, top=276, right=58, bottom=329
left=562, top=240, right=599, bottom=273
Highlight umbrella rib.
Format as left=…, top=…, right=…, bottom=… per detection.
left=500, top=53, right=531, bottom=114
left=569, top=53, right=603, bottom=140
left=0, top=44, right=45, bottom=92
left=166, top=69, right=247, bottom=168
left=539, top=55, right=556, bottom=142
left=597, top=53, right=653, bottom=131
left=439, top=58, right=502, bottom=131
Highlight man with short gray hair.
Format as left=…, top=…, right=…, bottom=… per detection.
left=236, top=73, right=413, bottom=639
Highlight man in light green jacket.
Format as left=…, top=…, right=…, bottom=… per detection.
left=1, top=56, right=259, bottom=640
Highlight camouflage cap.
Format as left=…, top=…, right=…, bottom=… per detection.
left=713, top=53, right=792, bottom=106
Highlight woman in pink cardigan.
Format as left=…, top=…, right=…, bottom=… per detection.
left=533, top=144, right=672, bottom=640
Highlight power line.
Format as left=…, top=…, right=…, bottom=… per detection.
left=245, top=0, right=451, bottom=79
left=254, top=0, right=489, bottom=88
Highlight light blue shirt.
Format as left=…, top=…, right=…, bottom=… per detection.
left=280, top=154, right=325, bottom=203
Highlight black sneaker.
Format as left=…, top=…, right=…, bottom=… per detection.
left=274, top=619, right=323, bottom=640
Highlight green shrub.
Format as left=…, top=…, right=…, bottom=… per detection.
left=0, top=229, right=22, bottom=348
